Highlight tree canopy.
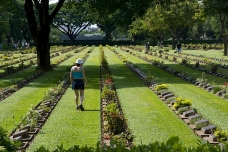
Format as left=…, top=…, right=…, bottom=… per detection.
left=51, top=2, right=94, bottom=44
left=201, top=0, right=228, bottom=55
left=2, top=0, right=228, bottom=70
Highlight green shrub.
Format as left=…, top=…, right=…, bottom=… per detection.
left=213, top=86, right=222, bottom=94
left=0, top=126, right=18, bottom=151
left=178, top=106, right=189, bottom=114
left=173, top=97, right=192, bottom=110
left=214, top=129, right=228, bottom=142
left=146, top=71, right=157, bottom=82
left=104, top=102, right=118, bottom=114
left=195, top=122, right=209, bottom=130
left=211, top=64, right=218, bottom=73
left=33, top=136, right=228, bottom=152
left=101, top=86, right=116, bottom=102
left=190, top=116, right=202, bottom=124
left=224, top=94, right=228, bottom=99
left=155, top=84, right=168, bottom=91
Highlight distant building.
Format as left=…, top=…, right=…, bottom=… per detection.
left=60, top=33, right=104, bottom=42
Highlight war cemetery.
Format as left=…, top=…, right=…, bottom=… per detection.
left=1, top=0, right=228, bottom=151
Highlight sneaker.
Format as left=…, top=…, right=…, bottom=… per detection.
left=76, top=106, right=80, bottom=110
left=79, top=104, right=84, bottom=111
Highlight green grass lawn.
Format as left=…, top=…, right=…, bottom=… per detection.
left=27, top=47, right=101, bottom=151
left=116, top=47, right=228, bottom=131
left=3, top=46, right=228, bottom=150
left=125, top=47, right=228, bottom=87
left=0, top=49, right=76, bottom=89
left=0, top=48, right=89, bottom=135
left=103, top=47, right=200, bottom=147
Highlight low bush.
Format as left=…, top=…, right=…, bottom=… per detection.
left=154, top=84, right=168, bottom=91
left=214, top=129, right=228, bottom=142
left=33, top=136, right=228, bottom=152
left=213, top=86, right=222, bottom=94
left=173, top=97, right=192, bottom=110
left=0, top=126, right=18, bottom=151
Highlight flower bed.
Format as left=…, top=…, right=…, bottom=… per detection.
left=99, top=45, right=133, bottom=147
left=114, top=46, right=228, bottom=145
left=9, top=53, right=90, bottom=151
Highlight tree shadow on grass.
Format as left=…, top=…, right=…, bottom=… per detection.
left=14, top=62, right=226, bottom=90
left=108, top=63, right=190, bottom=89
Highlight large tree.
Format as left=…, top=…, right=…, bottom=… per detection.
left=51, top=2, right=94, bottom=44
left=94, top=0, right=163, bottom=41
left=22, top=0, right=153, bottom=71
left=150, top=0, right=200, bottom=49
left=23, top=0, right=168, bottom=71
left=128, top=18, right=150, bottom=42
left=0, top=12, right=11, bottom=44
left=0, top=0, right=17, bottom=44
left=24, top=0, right=66, bottom=71
left=202, top=0, right=228, bottom=56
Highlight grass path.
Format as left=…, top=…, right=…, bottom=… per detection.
left=116, top=47, right=228, bottom=130
left=103, top=47, right=199, bottom=147
left=124, top=47, right=228, bottom=86
left=27, top=48, right=101, bottom=151
left=0, top=48, right=89, bottom=134
left=0, top=50, right=76, bottom=88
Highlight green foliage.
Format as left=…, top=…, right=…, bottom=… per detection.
left=32, top=136, right=228, bottom=152
left=104, top=102, right=119, bottom=114
left=101, top=86, right=116, bottom=102
left=173, top=97, right=192, bottom=110
left=0, top=126, right=18, bottom=152
left=190, top=116, right=202, bottom=124
left=155, top=84, right=168, bottom=91
left=195, top=121, right=209, bottom=130
left=214, top=129, right=228, bottom=142
left=104, top=104, right=126, bottom=135
left=196, top=72, right=207, bottom=85
left=224, top=94, right=228, bottom=99
left=178, top=106, right=189, bottom=114
left=20, top=107, right=40, bottom=129
left=211, top=64, right=218, bottom=73
left=146, top=71, right=157, bottom=82
left=213, top=86, right=222, bottom=94
left=103, top=78, right=115, bottom=90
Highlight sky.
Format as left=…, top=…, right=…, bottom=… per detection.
left=49, top=0, right=98, bottom=28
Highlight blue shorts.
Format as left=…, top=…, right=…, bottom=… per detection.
left=177, top=48, right=182, bottom=52
left=72, top=79, right=84, bottom=90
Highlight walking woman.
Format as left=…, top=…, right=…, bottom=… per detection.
left=70, top=58, right=87, bottom=111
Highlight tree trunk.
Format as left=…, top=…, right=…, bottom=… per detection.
left=6, top=35, right=12, bottom=49
left=224, top=37, right=227, bottom=56
left=36, top=31, right=52, bottom=71
left=24, top=0, right=52, bottom=71
left=220, top=16, right=227, bottom=56
left=172, top=39, right=176, bottom=50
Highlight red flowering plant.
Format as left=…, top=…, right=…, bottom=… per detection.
left=104, top=78, right=115, bottom=90
left=222, top=82, right=228, bottom=94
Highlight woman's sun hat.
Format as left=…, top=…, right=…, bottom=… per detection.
left=76, top=58, right=84, bottom=64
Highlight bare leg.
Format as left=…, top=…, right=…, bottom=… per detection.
left=79, top=89, right=84, bottom=105
left=74, top=89, right=79, bottom=109
left=79, top=89, right=85, bottom=111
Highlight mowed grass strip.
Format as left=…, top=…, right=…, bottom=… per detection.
left=125, top=47, right=228, bottom=86
left=0, top=48, right=90, bottom=134
left=0, top=49, right=76, bottom=88
left=27, top=48, right=101, bottom=151
left=117, top=48, right=228, bottom=130
left=103, top=47, right=199, bottom=147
